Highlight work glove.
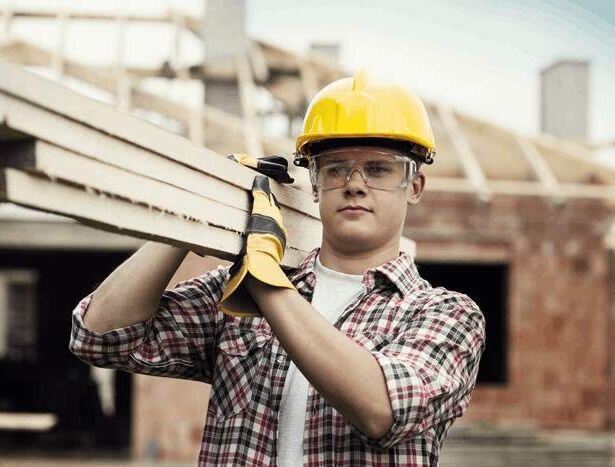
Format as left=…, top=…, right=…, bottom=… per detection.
left=220, top=175, right=295, bottom=317
left=228, top=153, right=295, bottom=184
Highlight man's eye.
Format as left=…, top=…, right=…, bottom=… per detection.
left=365, top=164, right=391, bottom=176
left=324, top=164, right=348, bottom=177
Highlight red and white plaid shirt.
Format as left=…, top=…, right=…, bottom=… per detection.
left=70, top=248, right=485, bottom=466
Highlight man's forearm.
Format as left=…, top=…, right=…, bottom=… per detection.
left=84, top=242, right=189, bottom=333
left=246, top=278, right=394, bottom=439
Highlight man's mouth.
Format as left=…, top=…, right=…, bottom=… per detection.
left=339, top=206, right=371, bottom=212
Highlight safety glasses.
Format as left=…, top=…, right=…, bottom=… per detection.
left=308, top=147, right=417, bottom=191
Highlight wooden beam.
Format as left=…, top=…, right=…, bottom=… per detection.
left=437, top=105, right=492, bottom=202
left=1, top=1, right=13, bottom=43
left=298, top=59, right=319, bottom=103
left=0, top=42, right=297, bottom=154
left=188, top=83, right=205, bottom=145
left=414, top=240, right=511, bottom=264
left=0, top=167, right=306, bottom=267
left=249, top=40, right=269, bottom=82
left=0, top=61, right=315, bottom=218
left=8, top=8, right=199, bottom=27
left=171, top=10, right=190, bottom=81
left=52, top=7, right=69, bottom=77
left=515, top=133, right=563, bottom=202
left=236, top=53, right=264, bottom=155
left=1, top=139, right=250, bottom=235
left=0, top=220, right=145, bottom=250
left=425, top=175, right=615, bottom=201
left=0, top=412, right=57, bottom=431
left=0, top=96, right=321, bottom=252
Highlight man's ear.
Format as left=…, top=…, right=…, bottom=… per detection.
left=407, top=172, right=426, bottom=205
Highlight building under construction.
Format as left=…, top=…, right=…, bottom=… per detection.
left=0, top=1, right=614, bottom=463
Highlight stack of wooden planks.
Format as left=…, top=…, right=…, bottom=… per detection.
left=0, top=61, right=416, bottom=266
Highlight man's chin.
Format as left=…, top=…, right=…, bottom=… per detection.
left=329, top=230, right=381, bottom=252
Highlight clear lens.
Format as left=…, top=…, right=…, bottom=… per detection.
left=309, top=148, right=415, bottom=191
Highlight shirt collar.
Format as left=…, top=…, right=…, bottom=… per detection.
left=365, top=252, right=425, bottom=297
left=289, top=248, right=425, bottom=298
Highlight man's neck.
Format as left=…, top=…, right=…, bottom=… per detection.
left=318, top=240, right=400, bottom=275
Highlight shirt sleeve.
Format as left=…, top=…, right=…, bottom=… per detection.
left=356, top=290, right=486, bottom=449
left=69, top=265, right=230, bottom=384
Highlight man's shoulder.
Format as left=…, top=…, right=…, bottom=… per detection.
left=400, top=284, right=484, bottom=328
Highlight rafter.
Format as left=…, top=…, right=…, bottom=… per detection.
left=515, top=134, right=563, bottom=202
left=436, top=104, right=492, bottom=202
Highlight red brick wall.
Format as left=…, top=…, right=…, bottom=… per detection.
left=407, top=191, right=613, bottom=430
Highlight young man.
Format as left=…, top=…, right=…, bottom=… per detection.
left=70, top=71, right=485, bottom=466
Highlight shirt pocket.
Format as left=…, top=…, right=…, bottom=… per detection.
left=208, top=325, right=272, bottom=419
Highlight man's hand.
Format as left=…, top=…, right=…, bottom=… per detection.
left=220, top=175, right=295, bottom=317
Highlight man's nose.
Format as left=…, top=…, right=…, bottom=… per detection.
left=344, top=168, right=368, bottom=192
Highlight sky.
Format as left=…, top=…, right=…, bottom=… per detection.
left=247, top=0, right=615, bottom=144
left=2, top=0, right=614, bottom=144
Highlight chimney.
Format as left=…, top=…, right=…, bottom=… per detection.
left=540, top=60, right=590, bottom=141
left=201, top=0, right=247, bottom=116
left=309, top=42, right=340, bottom=64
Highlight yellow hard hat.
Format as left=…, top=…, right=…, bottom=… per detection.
left=294, top=69, right=436, bottom=167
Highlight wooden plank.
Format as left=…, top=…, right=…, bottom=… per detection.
left=0, top=41, right=297, bottom=156
left=415, top=240, right=511, bottom=264
left=52, top=7, right=69, bottom=77
left=0, top=60, right=308, bottom=212
left=9, top=8, right=197, bottom=26
left=0, top=412, right=57, bottom=431
left=437, top=105, right=492, bottom=202
left=427, top=176, right=615, bottom=201
left=515, top=134, right=563, bottom=201
left=0, top=94, right=321, bottom=250
left=0, top=167, right=305, bottom=267
left=0, top=139, right=249, bottom=234
left=1, top=2, right=13, bottom=42
left=0, top=220, right=144, bottom=250
left=249, top=40, right=269, bottom=82
left=0, top=87, right=320, bottom=221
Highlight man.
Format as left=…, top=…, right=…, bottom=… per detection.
left=70, top=70, right=485, bottom=466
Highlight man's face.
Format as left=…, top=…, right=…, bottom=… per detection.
left=312, top=147, right=425, bottom=254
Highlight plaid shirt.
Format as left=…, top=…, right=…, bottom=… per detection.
left=70, top=248, right=485, bottom=466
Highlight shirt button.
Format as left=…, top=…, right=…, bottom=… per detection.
left=276, top=355, right=286, bottom=364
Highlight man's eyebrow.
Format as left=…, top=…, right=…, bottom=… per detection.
left=322, top=157, right=347, bottom=163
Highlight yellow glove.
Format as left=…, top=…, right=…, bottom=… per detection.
left=220, top=175, right=294, bottom=317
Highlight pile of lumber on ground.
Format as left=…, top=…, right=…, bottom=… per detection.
left=0, top=61, right=416, bottom=266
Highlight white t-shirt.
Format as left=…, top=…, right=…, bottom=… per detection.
left=277, top=256, right=364, bottom=467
